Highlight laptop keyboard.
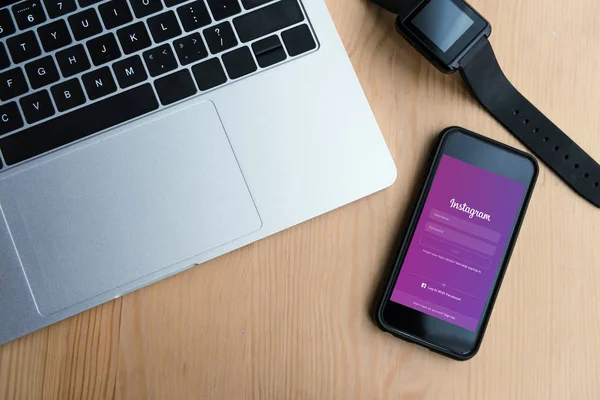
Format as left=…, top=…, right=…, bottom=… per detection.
left=0, top=0, right=317, bottom=168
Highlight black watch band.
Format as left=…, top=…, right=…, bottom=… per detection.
left=459, top=37, right=600, bottom=207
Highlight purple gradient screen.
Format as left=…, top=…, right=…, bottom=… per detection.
left=390, top=155, right=526, bottom=331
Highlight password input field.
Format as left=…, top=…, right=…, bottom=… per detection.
left=430, top=209, right=500, bottom=243
left=424, top=221, right=497, bottom=257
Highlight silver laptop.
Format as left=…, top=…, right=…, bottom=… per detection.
left=0, top=0, right=396, bottom=344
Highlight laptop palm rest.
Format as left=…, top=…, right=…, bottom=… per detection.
left=0, top=100, right=262, bottom=316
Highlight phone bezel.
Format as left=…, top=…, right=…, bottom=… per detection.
left=376, top=127, right=538, bottom=360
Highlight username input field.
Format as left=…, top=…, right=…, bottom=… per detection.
left=430, top=209, right=500, bottom=243
left=424, top=221, right=497, bottom=256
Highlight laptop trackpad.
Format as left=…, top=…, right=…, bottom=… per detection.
left=0, top=101, right=262, bottom=316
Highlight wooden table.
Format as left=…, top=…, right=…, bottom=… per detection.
left=2, top=0, right=600, bottom=398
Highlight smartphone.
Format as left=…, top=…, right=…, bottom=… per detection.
left=376, top=127, right=538, bottom=360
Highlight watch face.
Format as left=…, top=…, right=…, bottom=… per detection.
left=402, top=0, right=488, bottom=68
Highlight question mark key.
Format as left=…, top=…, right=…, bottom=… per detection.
left=203, top=21, right=238, bottom=54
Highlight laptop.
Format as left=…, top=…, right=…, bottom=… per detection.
left=0, top=0, right=396, bottom=345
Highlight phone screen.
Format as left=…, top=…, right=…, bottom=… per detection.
left=389, top=154, right=527, bottom=331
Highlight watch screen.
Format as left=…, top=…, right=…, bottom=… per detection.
left=411, top=0, right=475, bottom=52
left=389, top=155, right=527, bottom=331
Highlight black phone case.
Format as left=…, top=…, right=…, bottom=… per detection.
left=374, top=126, right=538, bottom=360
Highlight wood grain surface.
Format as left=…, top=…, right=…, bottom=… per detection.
left=2, top=0, right=600, bottom=398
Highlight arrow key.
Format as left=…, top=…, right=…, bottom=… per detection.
left=142, top=43, right=178, bottom=77
left=174, top=33, right=208, bottom=66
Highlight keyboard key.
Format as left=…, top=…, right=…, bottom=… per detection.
left=233, top=0, right=303, bottom=43
left=117, top=22, right=151, bottom=54
left=87, top=33, right=121, bottom=66
left=143, top=44, right=177, bottom=77
left=147, top=11, right=182, bottom=43
left=174, top=33, right=207, bottom=65
left=177, top=1, right=211, bottom=32
left=56, top=44, right=91, bottom=77
left=78, top=0, right=103, bottom=7
left=44, top=0, right=77, bottom=19
left=112, top=55, right=147, bottom=88
left=19, top=89, right=55, bottom=123
left=241, top=0, right=273, bottom=9
left=12, top=0, right=47, bottom=30
left=25, top=56, right=60, bottom=89
left=129, top=0, right=163, bottom=18
left=0, top=68, right=28, bottom=101
left=222, top=46, right=256, bottom=79
left=99, top=0, right=133, bottom=30
left=0, top=9, right=17, bottom=39
left=0, top=103, right=24, bottom=136
left=0, top=43, right=10, bottom=70
left=203, top=22, right=237, bottom=54
left=82, top=66, right=117, bottom=100
left=252, top=34, right=286, bottom=68
left=7, top=31, right=42, bottom=64
left=37, top=19, right=73, bottom=52
left=282, top=24, right=316, bottom=57
left=50, top=78, right=86, bottom=111
left=154, top=69, right=197, bottom=105
left=164, top=0, right=187, bottom=7
left=68, top=8, right=103, bottom=41
left=206, top=0, right=240, bottom=20
left=191, top=57, right=226, bottom=91
left=1, top=84, right=159, bottom=165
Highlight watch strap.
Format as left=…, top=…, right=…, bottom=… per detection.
left=459, top=37, right=600, bottom=207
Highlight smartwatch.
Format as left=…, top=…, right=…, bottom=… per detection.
left=372, top=0, right=600, bottom=208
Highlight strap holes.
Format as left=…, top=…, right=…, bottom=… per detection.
left=513, top=110, right=520, bottom=115
left=584, top=173, right=590, bottom=178
left=564, top=154, right=570, bottom=160
left=523, top=119, right=529, bottom=124
left=553, top=146, right=559, bottom=151
left=533, top=128, right=539, bottom=133
left=574, top=164, right=580, bottom=169
left=594, top=182, right=599, bottom=188
left=543, top=137, right=549, bottom=142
